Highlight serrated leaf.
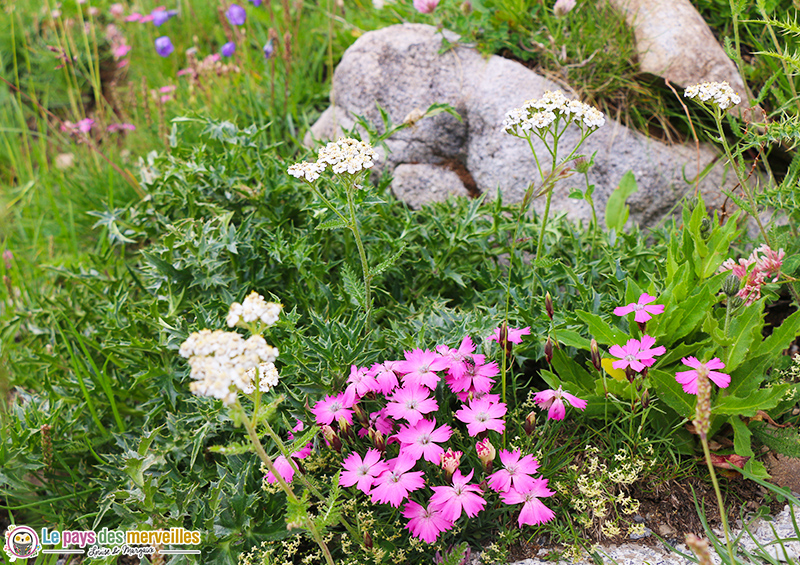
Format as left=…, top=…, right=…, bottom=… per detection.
left=315, top=217, right=349, bottom=231
left=208, top=442, right=255, bottom=456
left=342, top=263, right=366, bottom=308
left=370, top=244, right=406, bottom=278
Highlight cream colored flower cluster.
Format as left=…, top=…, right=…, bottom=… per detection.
left=503, top=90, right=605, bottom=136
left=179, top=329, right=279, bottom=405
left=288, top=137, right=378, bottom=181
left=684, top=81, right=742, bottom=110
left=242, top=361, right=281, bottom=393
left=227, top=291, right=283, bottom=328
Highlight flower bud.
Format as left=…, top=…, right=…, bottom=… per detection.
left=625, top=365, right=636, bottom=383
left=460, top=0, right=472, bottom=14
left=730, top=295, right=744, bottom=310
left=574, top=156, right=590, bottom=174
left=545, top=292, right=554, bottom=320
left=364, top=531, right=373, bottom=550
left=353, top=404, right=369, bottom=428
left=722, top=273, right=740, bottom=297
left=337, top=416, right=352, bottom=440
left=321, top=425, right=342, bottom=452
left=699, top=217, right=711, bottom=237
left=368, top=428, right=386, bottom=452
left=440, top=448, right=463, bottom=480
left=523, top=410, right=536, bottom=436
left=476, top=438, right=496, bottom=472
left=686, top=196, right=699, bottom=212
left=692, top=370, right=712, bottom=439
left=685, top=534, right=712, bottom=565
left=590, top=339, right=602, bottom=372
left=544, top=337, right=554, bottom=364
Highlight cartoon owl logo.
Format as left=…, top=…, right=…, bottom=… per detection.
left=3, top=525, right=41, bottom=560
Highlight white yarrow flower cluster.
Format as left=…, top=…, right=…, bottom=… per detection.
left=227, top=291, right=282, bottom=328
left=684, top=81, right=742, bottom=110
left=180, top=330, right=280, bottom=405
left=503, top=90, right=605, bottom=136
left=242, top=362, right=281, bottom=393
left=287, top=137, right=378, bottom=181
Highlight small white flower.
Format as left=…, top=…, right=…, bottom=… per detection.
left=502, top=90, right=605, bottom=136
left=288, top=161, right=326, bottom=182
left=684, top=81, right=741, bottom=110
left=316, top=137, right=377, bottom=176
left=227, top=291, right=282, bottom=328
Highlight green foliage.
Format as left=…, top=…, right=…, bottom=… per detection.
left=604, top=171, right=638, bottom=233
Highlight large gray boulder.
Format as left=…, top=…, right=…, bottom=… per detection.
left=308, top=23, right=737, bottom=225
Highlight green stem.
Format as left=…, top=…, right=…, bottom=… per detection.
left=239, top=405, right=335, bottom=565
left=345, top=178, right=371, bottom=329
left=701, top=434, right=737, bottom=564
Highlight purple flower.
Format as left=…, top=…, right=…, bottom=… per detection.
left=152, top=8, right=178, bottom=26
left=250, top=0, right=262, bottom=5
left=226, top=4, right=246, bottom=25
left=154, top=36, right=174, bottom=57
left=221, top=41, right=236, bottom=57
left=263, top=39, right=274, bottom=59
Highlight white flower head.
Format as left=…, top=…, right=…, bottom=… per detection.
left=316, top=137, right=377, bottom=176
left=227, top=291, right=283, bottom=328
left=684, top=81, right=741, bottom=110
left=503, top=90, right=605, bottom=136
left=288, top=161, right=326, bottom=182
left=180, top=330, right=279, bottom=405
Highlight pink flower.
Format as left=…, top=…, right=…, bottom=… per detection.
left=286, top=418, right=304, bottom=441
left=396, top=349, right=449, bottom=389
left=487, top=326, right=531, bottom=345
left=609, top=337, right=665, bottom=373
left=429, top=469, right=486, bottom=520
left=436, top=336, right=476, bottom=382
left=454, top=397, right=507, bottom=436
left=370, top=408, right=395, bottom=435
left=367, top=361, right=400, bottom=394
left=440, top=448, right=462, bottom=476
left=112, top=43, right=131, bottom=59
left=265, top=455, right=295, bottom=484
left=446, top=354, right=498, bottom=396
left=675, top=357, right=730, bottom=395
left=533, top=386, right=586, bottom=421
left=500, top=479, right=556, bottom=527
left=385, top=385, right=438, bottom=425
left=109, top=3, right=125, bottom=17
left=394, top=418, right=453, bottom=464
left=487, top=449, right=540, bottom=493
left=613, top=293, right=665, bottom=323
left=340, top=449, right=388, bottom=494
left=413, top=0, right=439, bottom=13
left=754, top=245, right=784, bottom=281
left=475, top=438, right=496, bottom=467
left=125, top=12, right=143, bottom=21
left=311, top=392, right=354, bottom=426
left=402, top=500, right=454, bottom=543
left=370, top=455, right=425, bottom=507
left=345, top=365, right=378, bottom=399
left=106, top=123, right=136, bottom=133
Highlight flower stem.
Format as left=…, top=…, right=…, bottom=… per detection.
left=700, top=433, right=737, bottom=564
left=239, top=406, right=335, bottom=565
left=345, top=179, right=372, bottom=329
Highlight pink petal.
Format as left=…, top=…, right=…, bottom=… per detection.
left=708, top=370, right=731, bottom=389
left=614, top=304, right=636, bottom=316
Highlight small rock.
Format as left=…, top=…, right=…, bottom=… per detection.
left=658, top=524, right=677, bottom=537
left=632, top=514, right=645, bottom=524
left=629, top=527, right=652, bottom=540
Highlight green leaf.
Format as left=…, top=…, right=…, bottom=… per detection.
left=604, top=171, right=638, bottom=232
left=725, top=299, right=766, bottom=372
left=713, top=385, right=789, bottom=417
left=575, top=310, right=629, bottom=346
left=370, top=244, right=407, bottom=278
left=315, top=217, right=349, bottom=231
left=650, top=369, right=695, bottom=419
left=558, top=329, right=591, bottom=350
left=342, top=263, right=366, bottom=308
left=551, top=348, right=596, bottom=393
left=208, top=442, right=255, bottom=456
left=729, top=416, right=754, bottom=457
left=753, top=307, right=800, bottom=360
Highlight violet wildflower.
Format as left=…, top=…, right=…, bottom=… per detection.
left=402, top=500, right=454, bottom=543
left=263, top=39, right=275, bottom=59
left=339, top=449, right=388, bottom=494
left=613, top=292, right=665, bottom=323
left=429, top=469, right=486, bottom=520
left=250, top=0, right=262, bottom=4
left=221, top=41, right=236, bottom=57
left=152, top=8, right=178, bottom=26
left=533, top=386, right=586, bottom=421
left=675, top=357, right=730, bottom=395
left=154, top=36, right=174, bottom=57
left=500, top=479, right=556, bottom=527
left=226, top=4, right=247, bottom=25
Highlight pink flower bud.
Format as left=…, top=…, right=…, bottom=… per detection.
left=413, top=0, right=439, bottom=13
left=523, top=410, right=536, bottom=436
left=554, top=0, right=576, bottom=16
left=321, top=425, right=341, bottom=452
left=476, top=438, right=496, bottom=471
left=2, top=250, right=12, bottom=270
left=440, top=448, right=462, bottom=479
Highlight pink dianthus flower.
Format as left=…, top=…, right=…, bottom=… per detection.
left=402, top=500, right=453, bottom=543
left=675, top=357, right=730, bottom=395
left=613, top=293, right=665, bottom=323
left=454, top=397, right=507, bottom=436
left=500, top=479, right=556, bottom=527
left=429, top=469, right=486, bottom=520
left=533, top=386, right=586, bottom=421
left=487, top=449, right=540, bottom=493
